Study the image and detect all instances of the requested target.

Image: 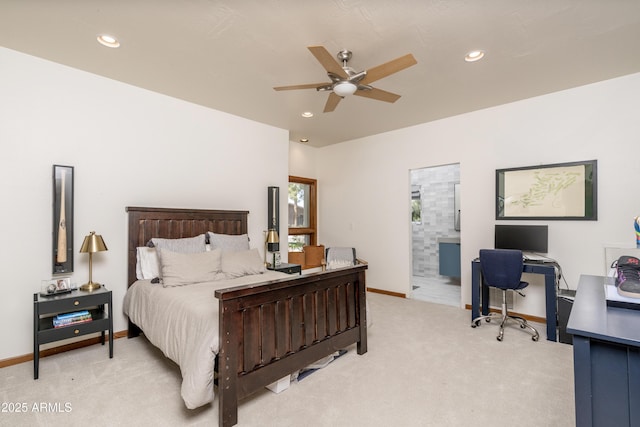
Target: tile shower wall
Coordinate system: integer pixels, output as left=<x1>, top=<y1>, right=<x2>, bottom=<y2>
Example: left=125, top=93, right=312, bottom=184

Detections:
left=411, top=164, right=460, bottom=277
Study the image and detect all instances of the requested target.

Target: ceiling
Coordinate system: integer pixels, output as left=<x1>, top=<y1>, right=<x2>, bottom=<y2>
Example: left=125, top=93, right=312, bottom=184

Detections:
left=1, top=1, right=639, bottom=147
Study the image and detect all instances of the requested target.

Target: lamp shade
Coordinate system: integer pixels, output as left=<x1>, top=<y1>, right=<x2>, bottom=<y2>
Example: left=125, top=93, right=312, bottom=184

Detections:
left=79, top=231, right=108, bottom=253
left=266, top=229, right=279, bottom=253
left=266, top=229, right=279, bottom=244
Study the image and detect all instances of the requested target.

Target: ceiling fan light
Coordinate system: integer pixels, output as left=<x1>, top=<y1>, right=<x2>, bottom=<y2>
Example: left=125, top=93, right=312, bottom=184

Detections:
left=333, top=81, right=357, bottom=97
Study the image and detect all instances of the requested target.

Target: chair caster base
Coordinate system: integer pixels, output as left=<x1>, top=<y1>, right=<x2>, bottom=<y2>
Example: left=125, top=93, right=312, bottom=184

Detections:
left=471, top=316, right=494, bottom=328
left=472, top=313, right=540, bottom=342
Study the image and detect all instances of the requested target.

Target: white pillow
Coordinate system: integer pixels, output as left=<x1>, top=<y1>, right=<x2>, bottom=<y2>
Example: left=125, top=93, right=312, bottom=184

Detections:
left=136, top=247, right=161, bottom=280
left=221, top=248, right=265, bottom=279
left=151, top=234, right=207, bottom=253
left=207, top=232, right=250, bottom=252
left=159, top=248, right=223, bottom=287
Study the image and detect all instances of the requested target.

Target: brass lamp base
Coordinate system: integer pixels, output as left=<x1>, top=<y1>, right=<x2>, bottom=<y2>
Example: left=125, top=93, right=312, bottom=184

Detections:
left=80, top=281, right=101, bottom=292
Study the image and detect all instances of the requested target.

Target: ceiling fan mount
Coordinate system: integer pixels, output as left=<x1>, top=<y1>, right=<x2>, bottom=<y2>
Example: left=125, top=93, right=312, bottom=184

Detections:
left=336, top=49, right=352, bottom=65
left=274, top=46, right=417, bottom=112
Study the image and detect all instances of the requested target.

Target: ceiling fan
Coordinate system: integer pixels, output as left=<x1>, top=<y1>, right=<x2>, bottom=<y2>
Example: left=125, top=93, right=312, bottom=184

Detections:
left=273, top=46, right=417, bottom=113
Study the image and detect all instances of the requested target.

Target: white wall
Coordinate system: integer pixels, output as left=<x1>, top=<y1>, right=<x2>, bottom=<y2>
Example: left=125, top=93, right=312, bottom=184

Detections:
left=0, top=47, right=289, bottom=361
left=309, top=72, right=640, bottom=316
left=289, top=142, right=318, bottom=178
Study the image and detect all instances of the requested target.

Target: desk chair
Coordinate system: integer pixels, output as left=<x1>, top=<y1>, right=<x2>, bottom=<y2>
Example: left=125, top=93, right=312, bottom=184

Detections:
left=471, top=249, right=539, bottom=342
left=325, top=247, right=357, bottom=269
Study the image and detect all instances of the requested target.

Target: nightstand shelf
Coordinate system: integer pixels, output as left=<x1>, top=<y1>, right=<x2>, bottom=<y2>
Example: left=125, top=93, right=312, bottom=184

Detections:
left=33, top=286, right=113, bottom=379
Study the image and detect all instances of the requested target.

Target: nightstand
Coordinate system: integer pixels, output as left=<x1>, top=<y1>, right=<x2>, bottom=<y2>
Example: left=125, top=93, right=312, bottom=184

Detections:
left=33, top=286, right=113, bottom=379
left=268, top=263, right=302, bottom=275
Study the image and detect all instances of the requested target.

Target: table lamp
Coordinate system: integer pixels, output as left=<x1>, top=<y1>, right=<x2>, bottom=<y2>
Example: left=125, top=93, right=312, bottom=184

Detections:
left=79, top=231, right=108, bottom=291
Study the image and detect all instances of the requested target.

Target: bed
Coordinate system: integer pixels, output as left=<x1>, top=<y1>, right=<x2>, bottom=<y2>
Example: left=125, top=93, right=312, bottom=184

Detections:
left=123, top=206, right=368, bottom=427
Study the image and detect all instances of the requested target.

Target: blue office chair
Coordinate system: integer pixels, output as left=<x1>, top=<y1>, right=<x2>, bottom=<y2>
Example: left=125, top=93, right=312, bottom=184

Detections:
left=471, top=249, right=539, bottom=342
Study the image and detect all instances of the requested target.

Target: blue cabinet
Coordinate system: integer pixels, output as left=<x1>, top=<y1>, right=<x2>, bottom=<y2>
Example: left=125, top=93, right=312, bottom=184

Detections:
left=568, top=275, right=640, bottom=426
left=439, top=241, right=461, bottom=277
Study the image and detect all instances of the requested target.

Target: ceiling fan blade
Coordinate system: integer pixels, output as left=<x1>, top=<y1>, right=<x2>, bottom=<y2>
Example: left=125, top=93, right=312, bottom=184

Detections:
left=360, top=53, right=417, bottom=85
left=324, top=92, right=342, bottom=112
left=308, top=46, right=349, bottom=80
left=354, top=87, right=401, bottom=103
left=273, top=82, right=330, bottom=91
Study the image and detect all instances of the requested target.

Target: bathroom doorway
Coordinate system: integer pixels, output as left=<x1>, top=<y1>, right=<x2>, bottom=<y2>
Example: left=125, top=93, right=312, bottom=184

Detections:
left=410, top=163, right=461, bottom=307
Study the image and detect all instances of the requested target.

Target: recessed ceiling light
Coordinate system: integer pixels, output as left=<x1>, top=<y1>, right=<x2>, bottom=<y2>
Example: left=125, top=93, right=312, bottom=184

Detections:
left=299, top=138, right=309, bottom=143
left=97, top=34, right=120, bottom=48
left=465, top=50, right=485, bottom=62
left=301, top=112, right=313, bottom=118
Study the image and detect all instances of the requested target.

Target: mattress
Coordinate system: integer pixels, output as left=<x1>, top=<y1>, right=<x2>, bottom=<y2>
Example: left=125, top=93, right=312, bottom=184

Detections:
left=123, top=271, right=289, bottom=409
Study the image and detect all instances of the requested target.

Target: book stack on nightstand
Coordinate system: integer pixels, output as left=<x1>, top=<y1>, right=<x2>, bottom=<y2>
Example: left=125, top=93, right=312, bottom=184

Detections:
left=52, top=310, right=93, bottom=328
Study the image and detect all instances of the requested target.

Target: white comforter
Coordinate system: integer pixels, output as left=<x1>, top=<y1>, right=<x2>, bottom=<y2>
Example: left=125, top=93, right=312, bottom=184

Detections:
left=122, top=271, right=289, bottom=409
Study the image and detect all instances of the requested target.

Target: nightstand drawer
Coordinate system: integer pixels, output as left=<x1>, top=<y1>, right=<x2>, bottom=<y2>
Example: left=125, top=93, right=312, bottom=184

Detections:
left=37, top=290, right=109, bottom=315
left=279, top=265, right=301, bottom=274
left=38, top=316, right=110, bottom=344
left=268, top=263, right=302, bottom=275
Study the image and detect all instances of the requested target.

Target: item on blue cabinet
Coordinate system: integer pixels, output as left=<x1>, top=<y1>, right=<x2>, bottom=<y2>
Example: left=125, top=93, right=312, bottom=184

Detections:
left=614, top=255, right=640, bottom=298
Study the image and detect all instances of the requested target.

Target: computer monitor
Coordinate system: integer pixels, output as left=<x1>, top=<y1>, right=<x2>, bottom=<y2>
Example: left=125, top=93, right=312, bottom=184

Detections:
left=494, top=225, right=548, bottom=253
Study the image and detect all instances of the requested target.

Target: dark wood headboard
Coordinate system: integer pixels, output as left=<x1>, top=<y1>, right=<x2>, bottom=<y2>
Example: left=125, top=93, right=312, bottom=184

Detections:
left=126, top=206, right=249, bottom=288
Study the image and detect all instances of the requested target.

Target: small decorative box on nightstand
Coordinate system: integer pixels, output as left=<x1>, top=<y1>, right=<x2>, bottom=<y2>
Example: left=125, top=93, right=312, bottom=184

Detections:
left=268, top=263, right=302, bottom=275
left=33, top=286, right=113, bottom=379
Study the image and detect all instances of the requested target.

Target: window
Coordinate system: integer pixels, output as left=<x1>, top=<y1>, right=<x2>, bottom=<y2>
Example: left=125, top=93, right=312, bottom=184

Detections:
left=288, top=176, right=317, bottom=251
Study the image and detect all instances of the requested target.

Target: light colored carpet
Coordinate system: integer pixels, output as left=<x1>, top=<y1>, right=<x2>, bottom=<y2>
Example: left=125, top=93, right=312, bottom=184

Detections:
left=0, top=292, right=575, bottom=426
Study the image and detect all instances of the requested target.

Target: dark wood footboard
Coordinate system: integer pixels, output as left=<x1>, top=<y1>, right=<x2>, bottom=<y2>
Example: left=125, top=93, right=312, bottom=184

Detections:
left=215, top=264, right=368, bottom=427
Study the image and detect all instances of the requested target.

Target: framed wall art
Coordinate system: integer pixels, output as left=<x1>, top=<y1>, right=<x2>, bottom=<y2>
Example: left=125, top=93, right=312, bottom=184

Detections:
left=53, top=165, right=74, bottom=273
left=496, top=160, right=597, bottom=220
